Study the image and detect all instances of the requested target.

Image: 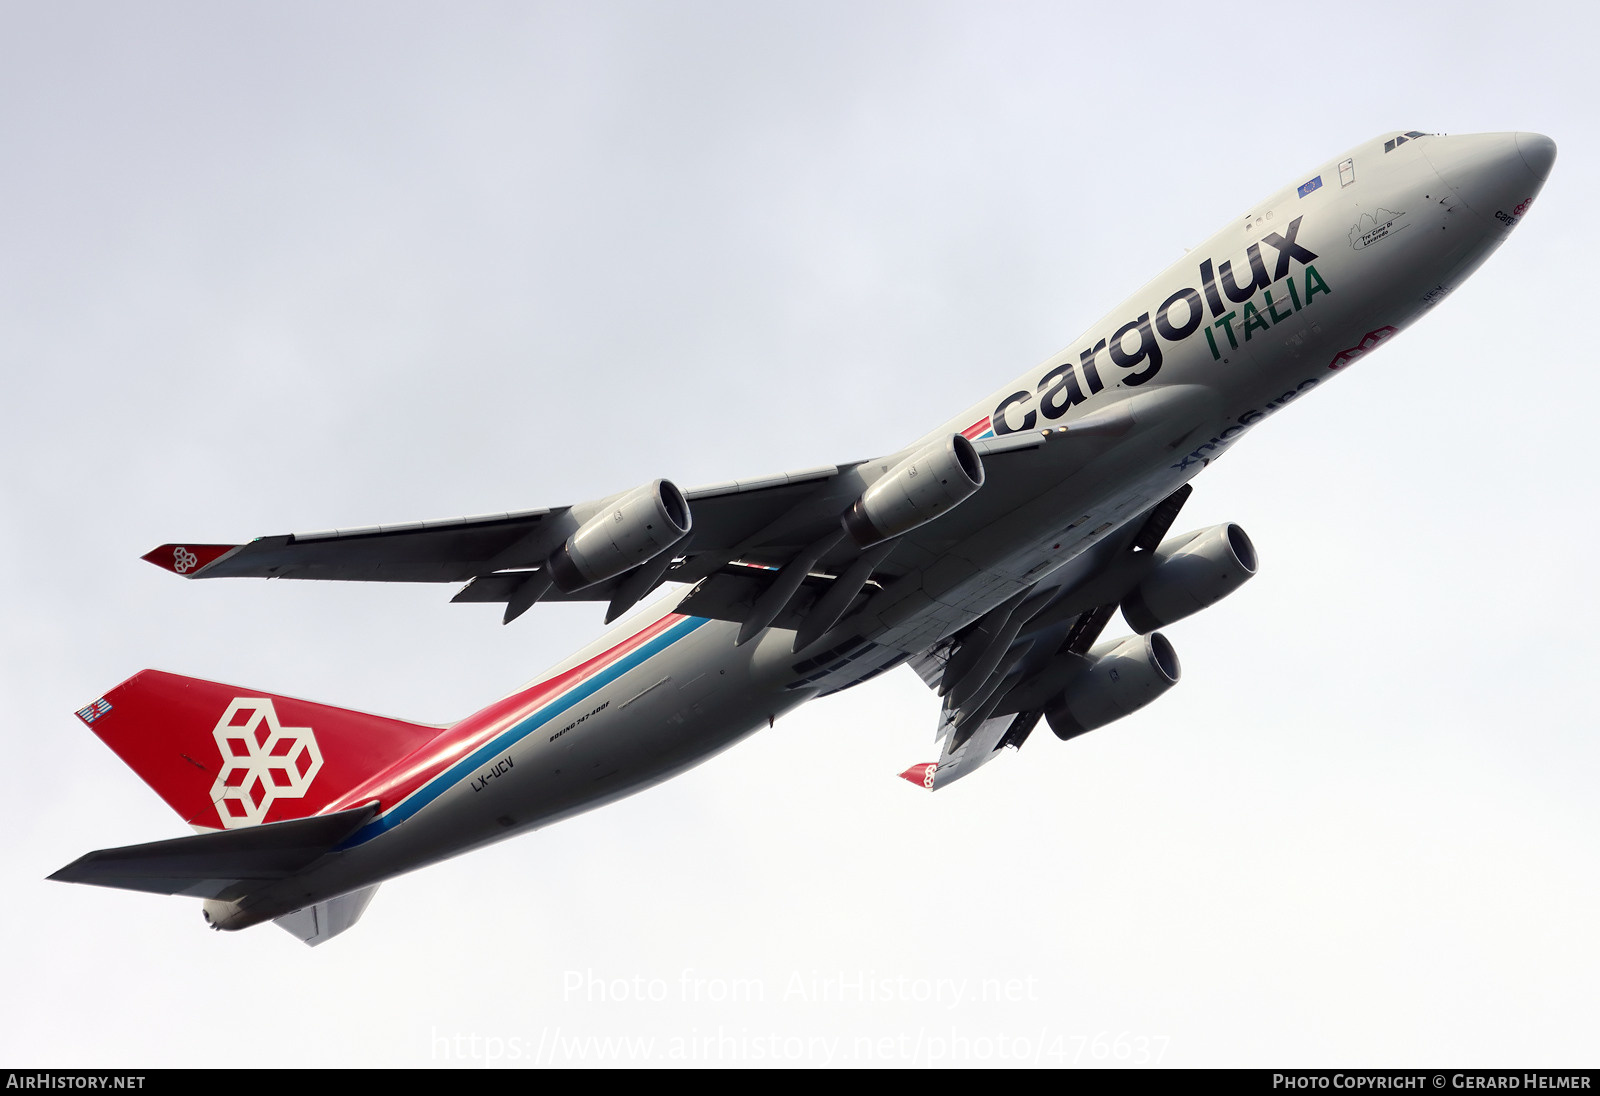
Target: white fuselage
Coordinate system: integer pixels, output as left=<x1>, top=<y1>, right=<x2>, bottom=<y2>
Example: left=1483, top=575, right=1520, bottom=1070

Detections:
left=210, top=131, right=1551, bottom=930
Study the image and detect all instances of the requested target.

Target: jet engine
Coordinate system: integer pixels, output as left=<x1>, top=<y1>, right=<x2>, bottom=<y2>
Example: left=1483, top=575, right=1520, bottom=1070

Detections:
left=842, top=433, right=985, bottom=547
left=1045, top=632, right=1180, bottom=741
left=1120, top=523, right=1257, bottom=634
left=545, top=479, right=692, bottom=591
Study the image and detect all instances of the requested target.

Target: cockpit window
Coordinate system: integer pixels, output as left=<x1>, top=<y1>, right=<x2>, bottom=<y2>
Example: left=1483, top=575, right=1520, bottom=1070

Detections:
left=1385, top=131, right=1433, bottom=152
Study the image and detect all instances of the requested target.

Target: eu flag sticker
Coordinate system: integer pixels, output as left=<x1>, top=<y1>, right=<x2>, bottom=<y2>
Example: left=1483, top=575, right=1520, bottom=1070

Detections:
left=1297, top=175, right=1323, bottom=198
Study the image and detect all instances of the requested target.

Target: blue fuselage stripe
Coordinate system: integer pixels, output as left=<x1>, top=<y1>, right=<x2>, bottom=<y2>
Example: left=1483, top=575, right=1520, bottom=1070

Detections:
left=339, top=615, right=712, bottom=848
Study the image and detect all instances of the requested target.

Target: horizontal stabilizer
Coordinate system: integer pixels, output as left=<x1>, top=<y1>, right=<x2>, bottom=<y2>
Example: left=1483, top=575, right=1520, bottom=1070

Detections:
left=274, top=884, right=380, bottom=947
left=48, top=803, right=377, bottom=901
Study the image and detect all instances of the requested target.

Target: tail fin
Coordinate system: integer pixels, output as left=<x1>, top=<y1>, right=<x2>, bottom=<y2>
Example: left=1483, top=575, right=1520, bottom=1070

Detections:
left=77, top=669, right=441, bottom=830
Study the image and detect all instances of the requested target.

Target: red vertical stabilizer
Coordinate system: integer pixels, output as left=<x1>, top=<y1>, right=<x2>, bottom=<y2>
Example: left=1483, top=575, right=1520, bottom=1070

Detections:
left=77, top=670, right=442, bottom=830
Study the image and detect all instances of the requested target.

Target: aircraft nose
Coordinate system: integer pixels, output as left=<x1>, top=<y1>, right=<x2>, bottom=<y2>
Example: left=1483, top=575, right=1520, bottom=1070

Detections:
left=1422, top=132, right=1555, bottom=219
left=1515, top=131, right=1557, bottom=181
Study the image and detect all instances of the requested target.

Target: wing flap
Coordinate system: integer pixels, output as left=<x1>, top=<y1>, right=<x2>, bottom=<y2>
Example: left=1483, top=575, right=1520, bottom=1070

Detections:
left=673, top=566, right=827, bottom=629
left=900, top=484, right=1196, bottom=788
left=449, top=572, right=532, bottom=603
left=930, top=712, right=1022, bottom=788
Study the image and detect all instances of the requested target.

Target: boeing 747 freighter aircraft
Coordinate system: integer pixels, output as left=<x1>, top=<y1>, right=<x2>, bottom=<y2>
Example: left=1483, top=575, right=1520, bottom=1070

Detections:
left=53, top=130, right=1556, bottom=944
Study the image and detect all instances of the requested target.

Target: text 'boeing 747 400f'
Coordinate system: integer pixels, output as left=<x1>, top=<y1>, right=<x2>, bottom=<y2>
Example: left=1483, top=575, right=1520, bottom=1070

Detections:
left=51, top=130, right=1555, bottom=945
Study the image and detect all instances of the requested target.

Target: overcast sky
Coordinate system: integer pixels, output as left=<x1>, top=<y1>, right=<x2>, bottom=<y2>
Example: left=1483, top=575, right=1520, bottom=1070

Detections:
left=3, top=0, right=1596, bottom=1068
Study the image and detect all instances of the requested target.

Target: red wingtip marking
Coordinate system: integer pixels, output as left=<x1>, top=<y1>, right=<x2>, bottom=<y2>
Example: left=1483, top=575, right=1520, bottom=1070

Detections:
left=898, top=762, right=937, bottom=790
left=141, top=544, right=238, bottom=576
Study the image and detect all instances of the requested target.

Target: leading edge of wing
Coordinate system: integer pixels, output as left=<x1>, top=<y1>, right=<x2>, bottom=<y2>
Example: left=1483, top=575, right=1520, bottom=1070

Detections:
left=139, top=465, right=851, bottom=585
left=138, top=400, right=1173, bottom=593
left=142, top=505, right=561, bottom=583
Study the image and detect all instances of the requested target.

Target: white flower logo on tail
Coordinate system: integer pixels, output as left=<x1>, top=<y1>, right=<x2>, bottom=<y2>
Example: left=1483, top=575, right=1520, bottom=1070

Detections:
left=209, top=698, right=323, bottom=828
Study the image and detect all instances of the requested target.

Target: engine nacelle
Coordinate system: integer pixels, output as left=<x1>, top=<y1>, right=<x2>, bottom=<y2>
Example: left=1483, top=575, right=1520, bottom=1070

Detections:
left=1120, top=523, right=1257, bottom=634
left=842, top=433, right=985, bottom=547
left=546, top=479, right=692, bottom=592
left=1045, top=632, right=1180, bottom=741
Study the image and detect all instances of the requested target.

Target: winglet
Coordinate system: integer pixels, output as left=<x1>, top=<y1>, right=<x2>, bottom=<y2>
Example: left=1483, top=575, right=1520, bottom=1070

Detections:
left=898, top=762, right=937, bottom=790
left=140, top=544, right=240, bottom=577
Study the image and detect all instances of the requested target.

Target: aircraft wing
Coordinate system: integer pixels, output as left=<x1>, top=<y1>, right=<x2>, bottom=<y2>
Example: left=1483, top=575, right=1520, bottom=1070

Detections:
left=141, top=425, right=1127, bottom=624
left=903, top=486, right=1193, bottom=789
left=143, top=465, right=846, bottom=586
